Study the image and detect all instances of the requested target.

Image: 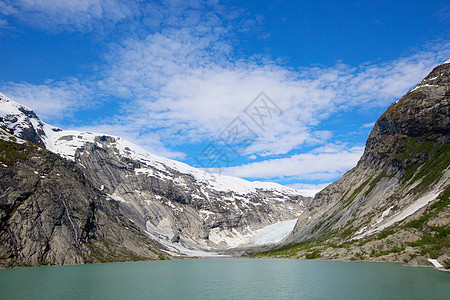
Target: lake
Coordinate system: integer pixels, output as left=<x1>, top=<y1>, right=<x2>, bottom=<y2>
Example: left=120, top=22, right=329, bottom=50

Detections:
left=0, top=259, right=449, bottom=299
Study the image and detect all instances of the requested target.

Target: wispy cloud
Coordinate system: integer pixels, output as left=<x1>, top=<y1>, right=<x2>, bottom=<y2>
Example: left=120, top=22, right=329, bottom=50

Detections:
left=97, top=30, right=450, bottom=157
left=0, top=0, right=233, bottom=34
left=0, top=0, right=135, bottom=33
left=286, top=183, right=331, bottom=198
left=221, top=145, right=364, bottom=181
left=0, top=78, right=92, bottom=120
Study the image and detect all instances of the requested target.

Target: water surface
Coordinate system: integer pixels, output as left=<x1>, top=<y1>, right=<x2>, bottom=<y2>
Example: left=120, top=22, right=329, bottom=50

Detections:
left=0, top=259, right=449, bottom=299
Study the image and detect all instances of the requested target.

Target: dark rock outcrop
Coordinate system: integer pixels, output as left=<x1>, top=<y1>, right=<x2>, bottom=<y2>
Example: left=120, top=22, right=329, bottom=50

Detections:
left=0, top=139, right=165, bottom=267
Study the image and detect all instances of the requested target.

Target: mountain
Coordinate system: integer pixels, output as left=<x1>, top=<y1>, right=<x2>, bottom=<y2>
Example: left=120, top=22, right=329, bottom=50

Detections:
left=253, top=61, right=449, bottom=269
left=0, top=93, right=307, bottom=266
left=0, top=133, right=167, bottom=267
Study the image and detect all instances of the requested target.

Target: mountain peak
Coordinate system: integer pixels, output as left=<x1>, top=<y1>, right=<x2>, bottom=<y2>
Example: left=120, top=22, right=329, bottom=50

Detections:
left=0, top=93, right=47, bottom=147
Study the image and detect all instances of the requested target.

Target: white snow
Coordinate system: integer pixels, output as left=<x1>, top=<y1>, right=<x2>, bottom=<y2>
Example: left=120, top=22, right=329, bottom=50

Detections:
left=143, top=227, right=226, bottom=258
left=208, top=218, right=299, bottom=248
left=42, top=122, right=302, bottom=198
left=410, top=84, right=439, bottom=92
left=355, top=190, right=441, bottom=239
left=249, top=219, right=298, bottom=245
left=146, top=220, right=175, bottom=240
left=428, top=258, right=444, bottom=268
left=355, top=226, right=367, bottom=235
left=0, top=93, right=32, bottom=116
left=443, top=59, right=450, bottom=64
left=107, top=194, right=128, bottom=203
left=208, top=227, right=253, bottom=248
left=375, top=205, right=394, bottom=225
left=2, top=94, right=304, bottom=200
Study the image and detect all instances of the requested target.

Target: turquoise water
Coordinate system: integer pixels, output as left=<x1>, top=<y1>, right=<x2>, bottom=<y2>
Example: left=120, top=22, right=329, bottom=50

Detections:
left=0, top=259, right=449, bottom=299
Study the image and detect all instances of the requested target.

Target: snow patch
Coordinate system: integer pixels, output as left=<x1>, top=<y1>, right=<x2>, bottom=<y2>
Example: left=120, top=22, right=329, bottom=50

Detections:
left=250, top=219, right=298, bottom=245
left=107, top=194, right=128, bottom=203
left=410, top=84, right=439, bottom=92
left=355, top=190, right=440, bottom=239
left=428, top=258, right=444, bottom=268
left=375, top=205, right=394, bottom=225
left=208, top=218, right=299, bottom=248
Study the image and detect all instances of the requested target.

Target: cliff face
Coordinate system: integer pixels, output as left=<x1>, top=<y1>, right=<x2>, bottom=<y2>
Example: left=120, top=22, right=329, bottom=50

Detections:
left=0, top=137, right=165, bottom=268
left=260, top=61, right=449, bottom=268
left=71, top=137, right=305, bottom=253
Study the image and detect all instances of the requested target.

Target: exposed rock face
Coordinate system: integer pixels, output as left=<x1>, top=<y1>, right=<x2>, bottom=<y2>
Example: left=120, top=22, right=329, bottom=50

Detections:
left=275, top=61, right=449, bottom=268
left=0, top=138, right=164, bottom=268
left=0, top=92, right=307, bottom=262
left=70, top=136, right=305, bottom=253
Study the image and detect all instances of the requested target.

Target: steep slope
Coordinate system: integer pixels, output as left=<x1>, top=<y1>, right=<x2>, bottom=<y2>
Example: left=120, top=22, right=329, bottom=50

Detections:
left=0, top=134, right=167, bottom=268
left=0, top=93, right=307, bottom=257
left=254, top=61, right=449, bottom=268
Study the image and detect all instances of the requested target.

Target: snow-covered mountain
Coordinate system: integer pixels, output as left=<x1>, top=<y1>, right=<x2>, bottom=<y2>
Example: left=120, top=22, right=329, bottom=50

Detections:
left=0, top=93, right=307, bottom=257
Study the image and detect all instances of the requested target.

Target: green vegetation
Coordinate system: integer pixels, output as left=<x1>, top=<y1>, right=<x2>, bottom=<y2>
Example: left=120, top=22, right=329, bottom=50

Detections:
left=340, top=174, right=374, bottom=208
left=87, top=242, right=151, bottom=263
left=249, top=239, right=318, bottom=258
left=376, top=228, right=396, bottom=240
left=305, top=250, right=321, bottom=259
left=370, top=244, right=405, bottom=258
left=158, top=254, right=168, bottom=260
left=339, top=227, right=355, bottom=239
left=407, top=226, right=450, bottom=259
left=443, top=259, right=450, bottom=269
left=403, top=191, right=449, bottom=230
left=364, top=172, right=386, bottom=197
left=400, top=140, right=450, bottom=195
left=0, top=139, right=37, bottom=165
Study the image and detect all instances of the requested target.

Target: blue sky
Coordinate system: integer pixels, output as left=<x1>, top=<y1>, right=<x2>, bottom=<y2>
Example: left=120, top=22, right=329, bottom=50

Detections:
left=0, top=0, right=449, bottom=195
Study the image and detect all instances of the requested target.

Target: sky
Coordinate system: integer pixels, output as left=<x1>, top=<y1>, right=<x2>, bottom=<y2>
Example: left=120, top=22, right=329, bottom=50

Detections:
left=0, top=0, right=449, bottom=196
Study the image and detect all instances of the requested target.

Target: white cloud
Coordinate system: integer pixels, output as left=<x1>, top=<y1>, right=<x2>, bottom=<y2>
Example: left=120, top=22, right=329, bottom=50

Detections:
left=0, top=0, right=230, bottom=34
left=362, top=122, right=376, bottom=129
left=97, top=29, right=450, bottom=156
left=0, top=79, right=92, bottom=120
left=0, top=0, right=139, bottom=33
left=220, top=146, right=364, bottom=181
left=287, top=183, right=331, bottom=198
left=4, top=32, right=445, bottom=164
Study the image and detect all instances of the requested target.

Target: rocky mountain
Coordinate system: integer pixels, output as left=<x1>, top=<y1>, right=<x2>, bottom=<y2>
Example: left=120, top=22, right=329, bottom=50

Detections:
left=253, top=61, right=449, bottom=269
left=0, top=132, right=166, bottom=267
left=0, top=93, right=307, bottom=266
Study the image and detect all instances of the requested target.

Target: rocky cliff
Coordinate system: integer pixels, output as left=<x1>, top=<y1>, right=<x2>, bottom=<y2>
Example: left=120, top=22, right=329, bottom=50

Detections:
left=253, top=61, right=449, bottom=269
left=0, top=133, right=166, bottom=267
